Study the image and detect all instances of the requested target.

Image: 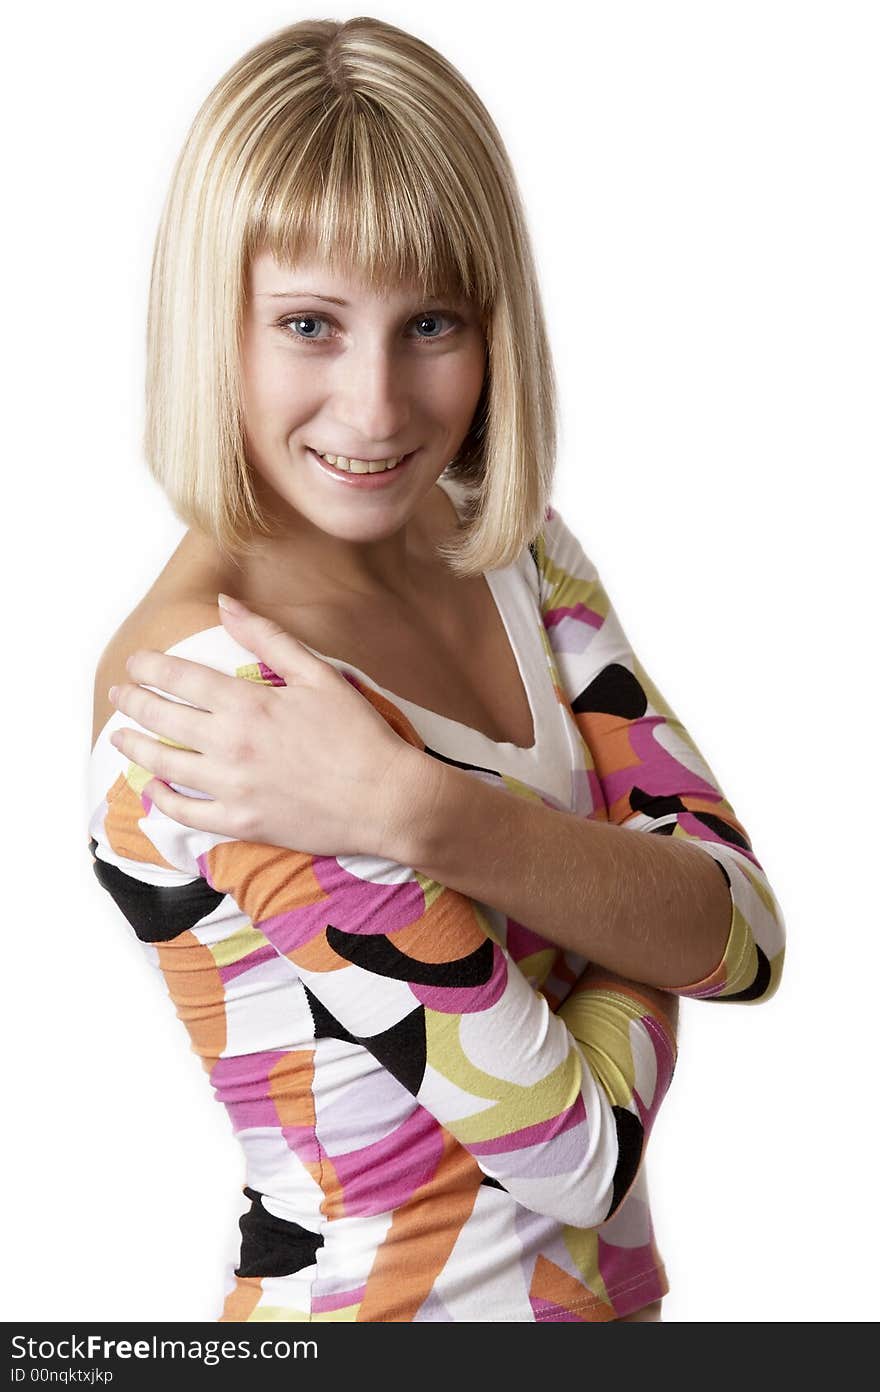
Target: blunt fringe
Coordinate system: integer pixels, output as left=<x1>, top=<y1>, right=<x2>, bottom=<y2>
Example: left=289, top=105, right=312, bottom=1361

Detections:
left=145, top=15, right=558, bottom=575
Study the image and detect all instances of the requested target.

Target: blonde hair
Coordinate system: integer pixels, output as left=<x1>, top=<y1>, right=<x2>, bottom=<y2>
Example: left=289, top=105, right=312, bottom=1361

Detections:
left=145, top=15, right=557, bottom=576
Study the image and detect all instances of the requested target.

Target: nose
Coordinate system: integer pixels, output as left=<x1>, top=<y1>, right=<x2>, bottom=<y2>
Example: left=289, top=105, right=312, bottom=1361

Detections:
left=332, top=337, right=412, bottom=450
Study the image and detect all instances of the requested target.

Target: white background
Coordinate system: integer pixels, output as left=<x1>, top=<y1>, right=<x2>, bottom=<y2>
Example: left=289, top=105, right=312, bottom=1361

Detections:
left=5, top=0, right=878, bottom=1322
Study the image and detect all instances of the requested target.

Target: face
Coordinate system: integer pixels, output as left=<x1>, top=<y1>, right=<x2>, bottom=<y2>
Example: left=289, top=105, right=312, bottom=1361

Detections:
left=239, top=247, right=487, bottom=544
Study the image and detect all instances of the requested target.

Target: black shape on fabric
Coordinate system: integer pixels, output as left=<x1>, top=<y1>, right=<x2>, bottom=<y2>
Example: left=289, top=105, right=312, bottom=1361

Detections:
left=629, top=791, right=753, bottom=855
left=302, top=984, right=428, bottom=1096
left=689, top=810, right=753, bottom=854
left=302, top=985, right=362, bottom=1046
left=422, top=743, right=507, bottom=778
left=365, top=1007, right=429, bottom=1094
left=605, top=1108, right=645, bottom=1221
left=711, top=942, right=772, bottom=1002
left=235, top=1186, right=324, bottom=1279
left=571, top=664, right=647, bottom=720
left=90, top=840, right=225, bottom=941
left=325, top=924, right=496, bottom=988
left=629, top=788, right=688, bottom=821
left=480, top=1175, right=508, bottom=1191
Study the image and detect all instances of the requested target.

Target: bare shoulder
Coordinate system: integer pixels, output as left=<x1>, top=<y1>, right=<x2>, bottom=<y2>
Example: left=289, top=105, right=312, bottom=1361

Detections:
left=91, top=535, right=227, bottom=750
left=91, top=596, right=221, bottom=751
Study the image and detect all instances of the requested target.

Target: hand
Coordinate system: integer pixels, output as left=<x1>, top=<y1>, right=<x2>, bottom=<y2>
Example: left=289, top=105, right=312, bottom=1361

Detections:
left=107, top=594, right=430, bottom=860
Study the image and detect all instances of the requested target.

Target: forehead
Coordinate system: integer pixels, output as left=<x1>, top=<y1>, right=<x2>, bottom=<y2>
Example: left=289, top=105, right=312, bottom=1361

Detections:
left=248, top=247, right=467, bottom=306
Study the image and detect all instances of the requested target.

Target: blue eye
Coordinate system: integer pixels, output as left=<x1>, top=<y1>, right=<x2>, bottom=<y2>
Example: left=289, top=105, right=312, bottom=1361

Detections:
left=412, top=313, right=449, bottom=339
left=278, top=311, right=460, bottom=346
left=283, top=315, right=327, bottom=342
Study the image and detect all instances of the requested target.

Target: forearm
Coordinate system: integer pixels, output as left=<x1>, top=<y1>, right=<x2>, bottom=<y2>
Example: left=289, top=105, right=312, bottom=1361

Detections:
left=392, top=751, right=732, bottom=991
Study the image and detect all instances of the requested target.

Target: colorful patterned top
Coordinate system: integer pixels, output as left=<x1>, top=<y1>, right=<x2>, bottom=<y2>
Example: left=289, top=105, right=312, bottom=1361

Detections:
left=87, top=474, right=786, bottom=1322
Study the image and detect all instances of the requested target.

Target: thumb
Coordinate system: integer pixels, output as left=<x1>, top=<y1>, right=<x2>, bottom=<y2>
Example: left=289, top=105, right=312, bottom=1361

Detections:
left=217, top=593, right=321, bottom=684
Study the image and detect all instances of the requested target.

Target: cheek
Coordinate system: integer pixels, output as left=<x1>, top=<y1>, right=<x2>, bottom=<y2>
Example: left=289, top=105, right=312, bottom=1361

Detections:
left=455, top=341, right=488, bottom=420
left=242, top=349, right=303, bottom=435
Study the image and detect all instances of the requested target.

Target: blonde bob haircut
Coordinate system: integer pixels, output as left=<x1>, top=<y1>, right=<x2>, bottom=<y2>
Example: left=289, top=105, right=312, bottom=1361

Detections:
left=146, top=15, right=558, bottom=577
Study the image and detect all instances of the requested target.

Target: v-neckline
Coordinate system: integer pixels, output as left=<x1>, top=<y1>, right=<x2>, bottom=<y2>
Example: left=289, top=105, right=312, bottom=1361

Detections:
left=296, top=473, right=544, bottom=760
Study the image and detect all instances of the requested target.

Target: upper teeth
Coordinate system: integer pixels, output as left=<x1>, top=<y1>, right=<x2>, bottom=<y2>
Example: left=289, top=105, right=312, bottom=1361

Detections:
left=317, top=451, right=404, bottom=474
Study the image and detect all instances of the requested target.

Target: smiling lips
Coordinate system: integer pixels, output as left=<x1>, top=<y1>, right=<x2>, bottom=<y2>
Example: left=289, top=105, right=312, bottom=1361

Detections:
left=313, top=449, right=408, bottom=474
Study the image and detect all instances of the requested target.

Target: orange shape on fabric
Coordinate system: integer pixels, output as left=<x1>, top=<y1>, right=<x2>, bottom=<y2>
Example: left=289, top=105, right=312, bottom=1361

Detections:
left=103, top=774, right=179, bottom=872
left=386, top=889, right=486, bottom=965
left=530, top=1254, right=616, bottom=1322
left=205, top=841, right=327, bottom=923
left=676, top=796, right=750, bottom=845
left=156, top=930, right=227, bottom=1070
left=268, top=1050, right=318, bottom=1131
left=351, top=681, right=426, bottom=750
left=283, top=930, right=353, bottom=974
left=266, top=1054, right=346, bottom=1218
left=357, top=1133, right=484, bottom=1321
left=219, top=1275, right=264, bottom=1322
left=572, top=710, right=637, bottom=773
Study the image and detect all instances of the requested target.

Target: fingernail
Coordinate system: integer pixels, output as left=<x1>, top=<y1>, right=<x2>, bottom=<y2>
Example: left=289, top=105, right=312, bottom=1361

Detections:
left=218, top=593, right=247, bottom=616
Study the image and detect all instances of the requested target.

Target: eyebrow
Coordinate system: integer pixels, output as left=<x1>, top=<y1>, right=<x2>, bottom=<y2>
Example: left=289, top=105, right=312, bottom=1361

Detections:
left=257, top=288, right=467, bottom=305
left=258, top=291, right=349, bottom=303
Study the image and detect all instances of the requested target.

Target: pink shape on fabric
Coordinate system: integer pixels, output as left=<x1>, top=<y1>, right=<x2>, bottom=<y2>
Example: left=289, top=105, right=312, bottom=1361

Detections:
left=506, top=918, right=555, bottom=963
left=280, top=1123, right=321, bottom=1166
left=467, top=1092, right=587, bottom=1156
left=311, top=1284, right=367, bottom=1314
left=256, top=662, right=285, bottom=687
left=309, top=856, right=427, bottom=935
left=529, top=1296, right=586, bottom=1322
left=597, top=1238, right=666, bottom=1309
left=218, top=942, right=278, bottom=984
left=323, top=1105, right=444, bottom=1217
left=408, top=944, right=508, bottom=1014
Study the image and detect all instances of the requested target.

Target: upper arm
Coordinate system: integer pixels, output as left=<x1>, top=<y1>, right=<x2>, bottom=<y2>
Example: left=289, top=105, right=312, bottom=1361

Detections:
left=534, top=503, right=786, bottom=1004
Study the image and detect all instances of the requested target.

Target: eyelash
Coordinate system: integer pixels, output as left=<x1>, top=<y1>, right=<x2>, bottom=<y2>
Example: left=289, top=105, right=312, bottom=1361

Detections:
left=276, top=310, right=462, bottom=347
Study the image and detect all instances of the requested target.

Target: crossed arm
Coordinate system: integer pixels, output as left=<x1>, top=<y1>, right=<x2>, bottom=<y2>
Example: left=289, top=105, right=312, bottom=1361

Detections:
left=90, top=652, right=678, bottom=1230
left=395, top=758, right=738, bottom=994
left=102, top=506, right=785, bottom=1006
left=399, top=506, right=786, bottom=1003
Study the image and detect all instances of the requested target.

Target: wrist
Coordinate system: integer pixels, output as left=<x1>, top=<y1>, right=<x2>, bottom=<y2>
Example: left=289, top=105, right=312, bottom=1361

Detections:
left=371, top=744, right=448, bottom=865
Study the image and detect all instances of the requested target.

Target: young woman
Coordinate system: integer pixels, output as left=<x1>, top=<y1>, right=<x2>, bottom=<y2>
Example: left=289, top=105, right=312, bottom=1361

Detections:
left=88, top=16, right=786, bottom=1323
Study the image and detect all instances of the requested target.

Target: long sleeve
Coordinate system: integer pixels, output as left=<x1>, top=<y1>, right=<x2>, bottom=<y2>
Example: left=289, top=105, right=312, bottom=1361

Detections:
left=531, top=504, right=786, bottom=1004
left=89, top=626, right=677, bottom=1232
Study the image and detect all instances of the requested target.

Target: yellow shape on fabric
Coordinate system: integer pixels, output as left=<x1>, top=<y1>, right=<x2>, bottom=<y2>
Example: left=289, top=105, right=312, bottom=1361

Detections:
left=124, top=734, right=197, bottom=796
left=539, top=552, right=605, bottom=617
left=210, top=921, right=270, bottom=967
left=424, top=1010, right=584, bottom=1143
left=630, top=652, right=684, bottom=726
left=557, top=990, right=639, bottom=1108
left=715, top=905, right=758, bottom=996
left=236, top=662, right=276, bottom=686
left=247, top=1306, right=311, bottom=1322
left=562, top=1224, right=610, bottom=1305
left=499, top=773, right=545, bottom=803
left=125, top=762, right=155, bottom=796
left=516, top=948, right=557, bottom=986
left=413, top=872, right=446, bottom=911
left=746, top=859, right=784, bottom=920
left=248, top=1301, right=361, bottom=1322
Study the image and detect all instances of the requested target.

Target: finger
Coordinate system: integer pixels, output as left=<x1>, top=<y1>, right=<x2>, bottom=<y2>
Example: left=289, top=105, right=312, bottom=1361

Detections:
left=217, top=593, right=332, bottom=686
left=144, top=777, right=234, bottom=838
left=110, top=726, right=210, bottom=793
left=111, top=680, right=211, bottom=750
left=124, top=649, right=235, bottom=712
